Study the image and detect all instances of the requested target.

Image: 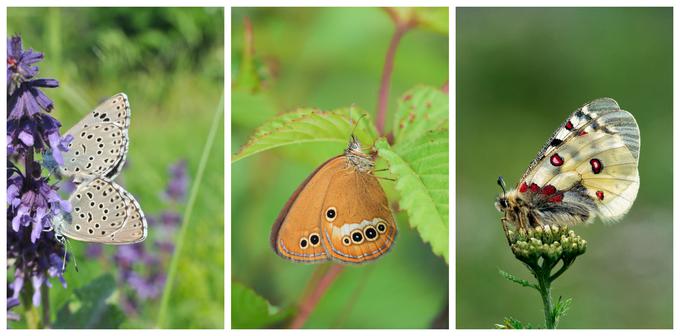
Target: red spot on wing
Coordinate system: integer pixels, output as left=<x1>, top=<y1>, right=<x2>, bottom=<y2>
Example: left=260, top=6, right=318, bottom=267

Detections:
left=519, top=182, right=528, bottom=192
left=541, top=185, right=557, bottom=195
left=590, top=158, right=603, bottom=174
left=565, top=120, right=574, bottom=130
left=550, top=154, right=564, bottom=166
left=596, top=190, right=604, bottom=200
left=547, top=194, right=564, bottom=203
left=578, top=130, right=588, bottom=136
left=529, top=183, right=540, bottom=193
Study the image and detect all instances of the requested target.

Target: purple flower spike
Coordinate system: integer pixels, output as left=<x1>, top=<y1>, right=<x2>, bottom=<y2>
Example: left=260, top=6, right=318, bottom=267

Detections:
left=7, top=36, right=69, bottom=312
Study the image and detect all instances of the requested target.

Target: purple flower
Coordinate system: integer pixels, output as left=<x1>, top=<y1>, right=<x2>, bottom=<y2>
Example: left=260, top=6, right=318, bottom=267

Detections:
left=8, top=163, right=71, bottom=243
left=7, top=35, right=66, bottom=162
left=164, top=160, right=188, bottom=202
left=7, top=36, right=69, bottom=314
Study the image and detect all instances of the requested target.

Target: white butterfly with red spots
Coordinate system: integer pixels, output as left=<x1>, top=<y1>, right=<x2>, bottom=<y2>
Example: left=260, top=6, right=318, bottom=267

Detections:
left=496, top=98, right=640, bottom=228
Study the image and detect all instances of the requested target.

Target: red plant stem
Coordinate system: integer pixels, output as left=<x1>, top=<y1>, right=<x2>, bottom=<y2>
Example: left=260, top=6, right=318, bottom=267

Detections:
left=376, top=23, right=411, bottom=135
left=289, top=264, right=344, bottom=328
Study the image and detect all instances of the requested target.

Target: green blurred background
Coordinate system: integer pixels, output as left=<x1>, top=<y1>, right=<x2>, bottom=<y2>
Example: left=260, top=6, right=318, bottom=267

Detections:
left=232, top=8, right=448, bottom=328
left=8, top=7, right=224, bottom=328
left=456, top=8, right=672, bottom=328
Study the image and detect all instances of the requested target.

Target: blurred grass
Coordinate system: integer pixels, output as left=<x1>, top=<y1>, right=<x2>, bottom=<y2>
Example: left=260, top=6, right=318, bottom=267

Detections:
left=231, top=8, right=448, bottom=328
left=8, top=7, right=224, bottom=328
left=456, top=8, right=672, bottom=328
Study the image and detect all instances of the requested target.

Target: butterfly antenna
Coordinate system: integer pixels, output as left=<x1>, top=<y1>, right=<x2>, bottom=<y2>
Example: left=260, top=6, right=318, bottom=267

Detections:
left=349, top=108, right=368, bottom=136
left=497, top=176, right=507, bottom=197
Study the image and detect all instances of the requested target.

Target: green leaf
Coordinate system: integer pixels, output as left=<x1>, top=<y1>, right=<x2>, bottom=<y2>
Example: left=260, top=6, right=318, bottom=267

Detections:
left=495, top=317, right=534, bottom=329
left=393, top=85, right=448, bottom=145
left=376, top=130, right=449, bottom=262
left=232, top=282, right=293, bottom=329
left=232, top=107, right=378, bottom=162
left=53, top=274, right=125, bottom=329
left=413, top=8, right=449, bottom=35
left=553, top=296, right=573, bottom=327
left=498, top=269, right=539, bottom=290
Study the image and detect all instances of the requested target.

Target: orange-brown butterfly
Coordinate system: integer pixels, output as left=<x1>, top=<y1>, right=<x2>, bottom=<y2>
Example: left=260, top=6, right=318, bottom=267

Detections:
left=270, top=135, right=397, bottom=263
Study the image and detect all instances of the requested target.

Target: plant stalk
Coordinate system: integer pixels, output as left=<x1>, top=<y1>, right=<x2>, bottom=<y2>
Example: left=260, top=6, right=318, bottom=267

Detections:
left=289, top=264, right=344, bottom=328
left=536, top=262, right=556, bottom=329
left=376, top=22, right=411, bottom=135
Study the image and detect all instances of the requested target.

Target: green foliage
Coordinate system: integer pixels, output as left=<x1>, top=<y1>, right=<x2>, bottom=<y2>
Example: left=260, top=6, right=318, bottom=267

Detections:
left=393, top=86, right=449, bottom=144
left=495, top=317, right=534, bottom=329
left=553, top=296, right=573, bottom=327
left=498, top=269, right=537, bottom=290
left=232, top=282, right=293, bottom=329
left=232, top=107, right=378, bottom=163
left=376, top=130, right=449, bottom=262
left=412, top=8, right=449, bottom=35
left=54, top=274, right=124, bottom=329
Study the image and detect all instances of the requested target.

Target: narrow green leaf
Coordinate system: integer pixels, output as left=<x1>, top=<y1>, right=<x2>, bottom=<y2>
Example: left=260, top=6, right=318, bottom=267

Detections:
left=376, top=130, right=449, bottom=262
left=498, top=269, right=539, bottom=290
left=232, top=282, right=293, bottom=329
left=53, top=274, right=124, bottom=329
left=232, top=107, right=378, bottom=163
left=393, top=85, right=448, bottom=144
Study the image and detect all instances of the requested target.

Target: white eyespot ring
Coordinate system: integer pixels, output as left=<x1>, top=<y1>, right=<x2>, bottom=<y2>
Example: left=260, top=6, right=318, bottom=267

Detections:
left=376, top=220, right=388, bottom=234
left=309, top=233, right=321, bottom=247
left=299, top=237, right=309, bottom=250
left=325, top=207, right=337, bottom=222
left=350, top=229, right=364, bottom=244
left=364, top=225, right=378, bottom=241
left=341, top=236, right=351, bottom=246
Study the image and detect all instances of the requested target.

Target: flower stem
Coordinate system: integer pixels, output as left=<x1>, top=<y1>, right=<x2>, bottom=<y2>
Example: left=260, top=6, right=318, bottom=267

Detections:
left=537, top=268, right=556, bottom=329
left=289, top=264, right=344, bottom=328
left=41, top=284, right=51, bottom=328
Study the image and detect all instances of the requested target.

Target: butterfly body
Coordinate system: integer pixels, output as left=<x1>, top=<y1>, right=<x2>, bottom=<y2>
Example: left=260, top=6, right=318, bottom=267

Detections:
left=496, top=98, right=640, bottom=229
left=52, top=93, right=147, bottom=244
left=271, top=136, right=397, bottom=264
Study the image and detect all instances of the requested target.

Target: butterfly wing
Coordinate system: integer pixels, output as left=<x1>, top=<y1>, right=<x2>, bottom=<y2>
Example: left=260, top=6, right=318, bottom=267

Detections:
left=58, top=178, right=146, bottom=244
left=320, top=162, right=397, bottom=263
left=269, top=157, right=342, bottom=263
left=520, top=98, right=640, bottom=223
left=105, top=188, right=147, bottom=244
left=60, top=93, right=130, bottom=183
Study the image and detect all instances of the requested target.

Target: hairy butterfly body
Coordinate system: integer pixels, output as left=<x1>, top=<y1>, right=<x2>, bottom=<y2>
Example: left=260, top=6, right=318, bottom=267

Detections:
left=496, top=98, right=640, bottom=228
left=52, top=93, right=147, bottom=244
left=271, top=136, right=397, bottom=263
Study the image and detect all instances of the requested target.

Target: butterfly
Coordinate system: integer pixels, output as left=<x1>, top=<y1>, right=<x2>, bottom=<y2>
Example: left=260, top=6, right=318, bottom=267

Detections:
left=495, top=98, right=640, bottom=229
left=50, top=93, right=147, bottom=244
left=270, top=135, right=397, bottom=263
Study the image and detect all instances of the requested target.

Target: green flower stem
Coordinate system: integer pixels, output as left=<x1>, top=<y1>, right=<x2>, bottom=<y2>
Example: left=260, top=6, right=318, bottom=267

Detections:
left=534, top=260, right=556, bottom=329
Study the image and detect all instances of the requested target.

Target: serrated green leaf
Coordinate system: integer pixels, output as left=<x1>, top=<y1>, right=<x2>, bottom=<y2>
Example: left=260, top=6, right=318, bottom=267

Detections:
left=53, top=274, right=124, bottom=329
left=232, top=282, right=293, bottom=329
left=498, top=269, right=539, bottom=290
left=376, top=130, right=449, bottom=262
left=393, top=85, right=448, bottom=144
left=232, top=107, right=378, bottom=162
